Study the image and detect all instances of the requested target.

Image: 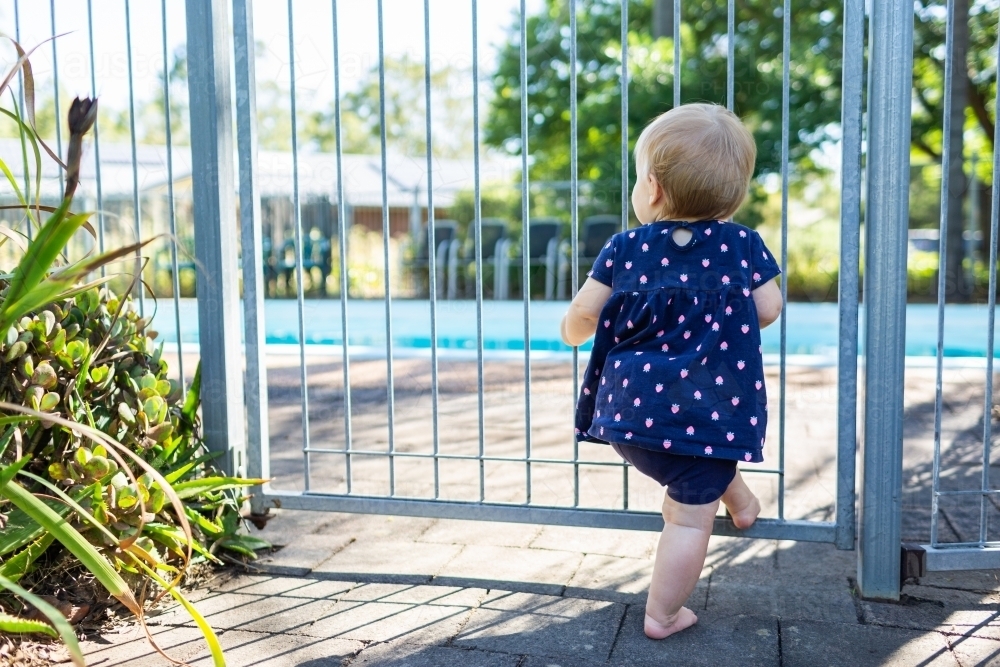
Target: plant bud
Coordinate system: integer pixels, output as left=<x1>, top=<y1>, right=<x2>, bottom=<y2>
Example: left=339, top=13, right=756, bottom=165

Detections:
left=68, top=97, right=98, bottom=136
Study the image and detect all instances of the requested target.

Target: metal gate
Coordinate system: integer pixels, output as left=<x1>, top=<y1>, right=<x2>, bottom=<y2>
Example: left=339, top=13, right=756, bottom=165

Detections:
left=17, top=0, right=960, bottom=603
left=199, top=0, right=865, bottom=550
left=916, top=0, right=1000, bottom=574
left=174, top=0, right=935, bottom=600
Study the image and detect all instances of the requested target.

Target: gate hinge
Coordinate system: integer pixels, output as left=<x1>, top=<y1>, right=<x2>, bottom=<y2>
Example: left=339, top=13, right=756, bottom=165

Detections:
left=900, top=543, right=926, bottom=586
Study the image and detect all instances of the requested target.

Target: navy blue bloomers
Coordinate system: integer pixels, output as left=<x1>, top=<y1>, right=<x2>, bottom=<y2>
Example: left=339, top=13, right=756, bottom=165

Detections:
left=575, top=219, right=781, bottom=463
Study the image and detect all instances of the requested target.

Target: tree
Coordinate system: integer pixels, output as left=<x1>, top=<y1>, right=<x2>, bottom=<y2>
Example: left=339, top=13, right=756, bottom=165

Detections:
left=484, top=0, right=846, bottom=225
left=911, top=0, right=999, bottom=302
left=305, top=54, right=475, bottom=158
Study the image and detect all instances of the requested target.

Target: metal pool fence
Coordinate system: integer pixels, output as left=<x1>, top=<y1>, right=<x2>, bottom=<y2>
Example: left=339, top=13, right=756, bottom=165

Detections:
left=920, top=0, right=1000, bottom=574
left=15, top=0, right=996, bottom=600
left=228, top=0, right=864, bottom=583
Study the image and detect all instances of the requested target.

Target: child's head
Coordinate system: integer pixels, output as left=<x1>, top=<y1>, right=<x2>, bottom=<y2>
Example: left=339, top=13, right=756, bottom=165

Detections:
left=632, top=103, right=756, bottom=222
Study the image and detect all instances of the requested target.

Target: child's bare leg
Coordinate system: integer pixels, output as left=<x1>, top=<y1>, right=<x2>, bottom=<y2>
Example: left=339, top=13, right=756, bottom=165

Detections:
left=721, top=469, right=760, bottom=530
left=645, top=494, right=719, bottom=640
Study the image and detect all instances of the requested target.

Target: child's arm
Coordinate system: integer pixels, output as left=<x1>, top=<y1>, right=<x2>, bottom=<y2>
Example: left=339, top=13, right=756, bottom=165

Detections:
left=752, top=278, right=783, bottom=329
left=561, top=278, right=613, bottom=346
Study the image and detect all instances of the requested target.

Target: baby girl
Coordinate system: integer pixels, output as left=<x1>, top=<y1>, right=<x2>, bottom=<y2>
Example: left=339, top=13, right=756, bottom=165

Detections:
left=561, top=103, right=783, bottom=639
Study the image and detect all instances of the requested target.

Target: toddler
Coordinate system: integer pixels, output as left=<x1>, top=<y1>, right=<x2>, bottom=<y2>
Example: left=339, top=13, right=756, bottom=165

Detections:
left=560, top=103, right=783, bottom=639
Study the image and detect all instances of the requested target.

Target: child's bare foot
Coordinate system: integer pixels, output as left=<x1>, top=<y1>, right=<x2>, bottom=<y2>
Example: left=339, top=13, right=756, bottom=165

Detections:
left=729, top=495, right=760, bottom=530
left=721, top=471, right=760, bottom=530
left=644, top=607, right=698, bottom=639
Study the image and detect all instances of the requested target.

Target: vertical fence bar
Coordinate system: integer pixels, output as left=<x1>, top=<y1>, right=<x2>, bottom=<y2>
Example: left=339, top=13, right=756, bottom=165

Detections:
left=520, top=0, right=533, bottom=503
left=570, top=0, right=581, bottom=507
left=726, top=0, right=734, bottom=111
left=835, top=0, right=864, bottom=551
left=673, top=0, right=680, bottom=108
left=162, top=0, right=185, bottom=390
left=234, top=0, right=271, bottom=512
left=858, top=0, right=913, bottom=601
left=14, top=0, right=29, bottom=242
left=185, top=0, right=248, bottom=478
left=124, top=0, right=145, bottom=315
left=377, top=0, right=398, bottom=495
left=777, top=0, right=790, bottom=521
left=48, top=0, right=63, bottom=193
left=423, top=0, right=442, bottom=499
left=620, top=0, right=630, bottom=509
left=86, top=0, right=105, bottom=264
left=980, top=18, right=1000, bottom=547
left=286, top=0, right=312, bottom=491
left=931, top=0, right=957, bottom=548
left=472, top=0, right=487, bottom=503
left=331, top=0, right=354, bottom=493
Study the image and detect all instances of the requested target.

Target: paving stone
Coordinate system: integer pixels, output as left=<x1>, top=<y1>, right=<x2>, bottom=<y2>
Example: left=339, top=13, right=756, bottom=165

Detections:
left=338, top=582, right=487, bottom=607
left=434, top=544, right=584, bottom=595
left=519, top=656, right=609, bottom=667
left=529, top=525, right=658, bottom=558
left=304, top=598, right=473, bottom=644
left=161, top=591, right=336, bottom=634
left=773, top=539, right=856, bottom=589
left=245, top=508, right=330, bottom=546
left=247, top=533, right=356, bottom=575
left=947, top=634, right=1000, bottom=666
left=861, top=586, right=1000, bottom=638
left=608, top=604, right=779, bottom=666
left=350, top=641, right=521, bottom=666
left=706, top=582, right=858, bottom=624
left=417, top=518, right=544, bottom=547
left=312, top=539, right=464, bottom=583
left=82, top=625, right=363, bottom=667
left=563, top=553, right=654, bottom=603
left=207, top=574, right=357, bottom=599
left=703, top=537, right=779, bottom=586
left=309, top=513, right=439, bottom=541
left=919, top=570, right=1000, bottom=594
left=454, top=592, right=624, bottom=661
left=81, top=624, right=210, bottom=666
left=781, top=619, right=959, bottom=667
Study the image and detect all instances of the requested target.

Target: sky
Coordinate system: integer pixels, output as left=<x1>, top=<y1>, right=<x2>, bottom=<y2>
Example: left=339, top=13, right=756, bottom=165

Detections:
left=0, top=0, right=544, bottom=122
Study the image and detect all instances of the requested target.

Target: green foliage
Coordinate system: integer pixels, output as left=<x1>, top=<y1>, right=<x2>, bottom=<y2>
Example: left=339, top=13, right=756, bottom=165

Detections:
left=485, top=0, right=845, bottom=222
left=0, top=38, right=263, bottom=665
left=0, top=292, right=267, bottom=567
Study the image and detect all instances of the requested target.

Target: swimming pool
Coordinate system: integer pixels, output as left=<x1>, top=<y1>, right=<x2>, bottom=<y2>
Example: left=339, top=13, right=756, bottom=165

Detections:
left=148, top=299, right=997, bottom=362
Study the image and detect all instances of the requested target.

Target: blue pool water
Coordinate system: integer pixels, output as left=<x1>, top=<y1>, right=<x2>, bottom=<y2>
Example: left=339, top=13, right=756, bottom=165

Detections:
left=150, top=299, right=997, bottom=359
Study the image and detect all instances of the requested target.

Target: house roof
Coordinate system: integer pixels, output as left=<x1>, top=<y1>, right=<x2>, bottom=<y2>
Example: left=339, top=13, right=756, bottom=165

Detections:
left=0, top=138, right=518, bottom=208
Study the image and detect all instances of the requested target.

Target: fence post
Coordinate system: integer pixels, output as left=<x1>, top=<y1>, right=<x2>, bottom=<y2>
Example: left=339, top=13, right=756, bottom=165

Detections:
left=232, top=0, right=271, bottom=513
left=858, top=0, right=914, bottom=600
left=835, top=0, right=865, bottom=552
left=185, top=0, right=247, bottom=478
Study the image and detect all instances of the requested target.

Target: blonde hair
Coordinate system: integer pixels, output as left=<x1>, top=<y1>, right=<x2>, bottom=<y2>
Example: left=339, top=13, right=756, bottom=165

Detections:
left=634, top=103, right=756, bottom=220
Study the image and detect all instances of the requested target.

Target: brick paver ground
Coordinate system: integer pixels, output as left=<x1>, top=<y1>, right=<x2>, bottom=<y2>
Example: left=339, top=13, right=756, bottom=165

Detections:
left=74, top=355, right=1000, bottom=665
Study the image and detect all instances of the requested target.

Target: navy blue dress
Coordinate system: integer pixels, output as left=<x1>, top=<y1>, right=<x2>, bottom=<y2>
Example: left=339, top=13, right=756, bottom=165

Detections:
left=575, top=219, right=781, bottom=463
